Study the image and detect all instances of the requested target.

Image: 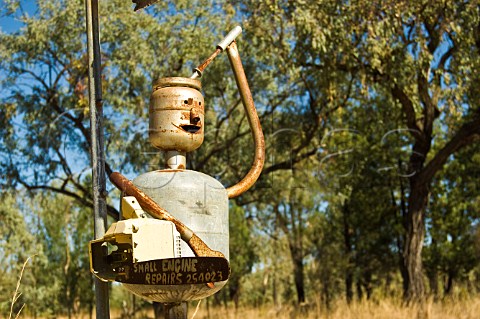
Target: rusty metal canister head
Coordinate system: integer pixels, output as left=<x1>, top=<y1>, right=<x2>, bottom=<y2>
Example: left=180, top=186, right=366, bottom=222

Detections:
left=149, top=77, right=204, bottom=152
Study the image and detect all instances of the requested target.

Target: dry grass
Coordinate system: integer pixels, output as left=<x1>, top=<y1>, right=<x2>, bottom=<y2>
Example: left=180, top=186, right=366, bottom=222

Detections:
left=186, top=296, right=480, bottom=319
left=9, top=256, right=35, bottom=319
left=15, top=295, right=480, bottom=319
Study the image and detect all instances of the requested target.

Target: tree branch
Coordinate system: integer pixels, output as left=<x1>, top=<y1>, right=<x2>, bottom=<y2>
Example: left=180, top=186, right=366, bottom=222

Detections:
left=391, top=84, right=423, bottom=140
left=18, top=179, right=119, bottom=220
left=419, top=115, right=480, bottom=184
left=263, top=147, right=318, bottom=176
left=417, top=72, right=439, bottom=137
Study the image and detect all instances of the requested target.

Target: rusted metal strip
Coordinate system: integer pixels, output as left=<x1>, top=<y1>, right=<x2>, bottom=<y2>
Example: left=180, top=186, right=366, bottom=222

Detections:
left=190, top=26, right=243, bottom=79
left=225, top=41, right=265, bottom=198
left=109, top=172, right=225, bottom=259
left=191, top=48, right=221, bottom=79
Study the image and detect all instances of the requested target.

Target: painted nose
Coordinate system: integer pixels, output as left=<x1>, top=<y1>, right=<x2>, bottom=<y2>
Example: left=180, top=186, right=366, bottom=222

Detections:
left=190, top=108, right=201, bottom=124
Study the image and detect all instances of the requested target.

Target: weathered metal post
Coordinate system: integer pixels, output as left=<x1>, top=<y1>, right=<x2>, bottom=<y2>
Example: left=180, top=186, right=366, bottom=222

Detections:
left=85, top=0, right=110, bottom=318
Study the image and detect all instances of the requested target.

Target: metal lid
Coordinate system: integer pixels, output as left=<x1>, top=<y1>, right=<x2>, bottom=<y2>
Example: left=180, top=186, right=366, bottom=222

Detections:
left=153, top=77, right=202, bottom=91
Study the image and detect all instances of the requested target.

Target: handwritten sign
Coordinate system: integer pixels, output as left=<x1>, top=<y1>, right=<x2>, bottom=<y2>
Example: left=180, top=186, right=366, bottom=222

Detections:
left=113, top=257, right=230, bottom=285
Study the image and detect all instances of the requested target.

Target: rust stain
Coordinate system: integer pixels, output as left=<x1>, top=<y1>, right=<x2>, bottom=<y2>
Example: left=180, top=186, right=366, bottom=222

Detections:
left=181, top=111, right=190, bottom=120
left=195, top=48, right=222, bottom=74
left=224, top=42, right=265, bottom=199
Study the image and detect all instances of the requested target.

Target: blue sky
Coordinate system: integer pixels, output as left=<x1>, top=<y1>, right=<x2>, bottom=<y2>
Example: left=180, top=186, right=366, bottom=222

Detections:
left=0, top=0, right=37, bottom=33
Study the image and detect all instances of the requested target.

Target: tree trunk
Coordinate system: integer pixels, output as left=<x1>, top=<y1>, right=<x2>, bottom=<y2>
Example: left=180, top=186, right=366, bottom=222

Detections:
left=279, top=205, right=306, bottom=304
left=229, top=279, right=240, bottom=309
left=206, top=297, right=210, bottom=319
left=363, top=271, right=373, bottom=300
left=444, top=271, right=455, bottom=296
left=322, top=277, right=331, bottom=311
left=293, top=256, right=306, bottom=303
left=345, top=272, right=354, bottom=304
left=152, top=302, right=165, bottom=319
left=428, top=269, right=439, bottom=298
left=273, top=273, right=278, bottom=308
left=274, top=201, right=306, bottom=305
left=390, top=53, right=480, bottom=303
left=342, top=203, right=354, bottom=304
left=398, top=172, right=410, bottom=296
left=403, top=181, right=428, bottom=301
left=356, top=280, right=363, bottom=301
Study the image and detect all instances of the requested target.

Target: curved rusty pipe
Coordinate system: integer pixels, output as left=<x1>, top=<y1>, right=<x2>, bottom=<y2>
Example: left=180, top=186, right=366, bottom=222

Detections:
left=225, top=41, right=265, bottom=198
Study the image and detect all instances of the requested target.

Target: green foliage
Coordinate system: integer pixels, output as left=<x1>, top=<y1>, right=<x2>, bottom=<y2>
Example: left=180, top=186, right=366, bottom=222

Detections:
left=0, top=193, right=40, bottom=315
left=229, top=204, right=258, bottom=283
left=214, top=204, right=259, bottom=306
left=424, top=143, right=480, bottom=295
left=0, top=0, right=479, bottom=314
left=0, top=192, right=94, bottom=317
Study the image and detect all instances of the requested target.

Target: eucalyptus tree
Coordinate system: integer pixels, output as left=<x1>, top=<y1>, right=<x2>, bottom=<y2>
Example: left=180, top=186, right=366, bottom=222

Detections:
left=424, top=143, right=480, bottom=297
left=0, top=0, right=252, bottom=212
left=0, top=192, right=94, bottom=318
left=0, top=193, right=40, bottom=317
left=4, top=0, right=479, bottom=308
left=0, top=0, right=328, bottom=220
left=0, top=0, right=264, bottom=315
left=224, top=204, right=259, bottom=308
left=0, top=0, right=336, bottom=313
left=240, top=0, right=480, bottom=301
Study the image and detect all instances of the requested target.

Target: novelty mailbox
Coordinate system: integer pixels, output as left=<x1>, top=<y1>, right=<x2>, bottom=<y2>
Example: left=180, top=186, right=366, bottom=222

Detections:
left=89, top=26, right=264, bottom=304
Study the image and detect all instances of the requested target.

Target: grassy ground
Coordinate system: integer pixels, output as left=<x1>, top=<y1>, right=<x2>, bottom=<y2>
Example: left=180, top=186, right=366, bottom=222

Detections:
left=11, top=295, right=480, bottom=319
left=184, top=296, right=480, bottom=319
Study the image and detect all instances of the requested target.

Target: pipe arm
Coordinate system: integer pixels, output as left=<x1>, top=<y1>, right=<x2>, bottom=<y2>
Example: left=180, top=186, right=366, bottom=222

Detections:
left=225, top=41, right=265, bottom=198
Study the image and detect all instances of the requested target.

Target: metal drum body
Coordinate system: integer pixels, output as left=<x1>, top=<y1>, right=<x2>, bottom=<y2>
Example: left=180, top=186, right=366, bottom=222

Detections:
left=121, top=169, right=229, bottom=302
left=149, top=77, right=204, bottom=154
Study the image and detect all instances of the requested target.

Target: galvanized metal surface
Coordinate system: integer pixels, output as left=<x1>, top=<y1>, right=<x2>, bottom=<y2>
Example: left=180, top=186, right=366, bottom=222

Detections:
left=85, top=0, right=110, bottom=317
left=128, top=169, right=229, bottom=301
left=165, top=151, right=186, bottom=170
left=217, top=26, right=242, bottom=51
left=149, top=77, right=204, bottom=153
left=123, top=280, right=225, bottom=303
left=225, top=41, right=266, bottom=198
left=109, top=169, right=230, bottom=303
left=109, top=172, right=225, bottom=259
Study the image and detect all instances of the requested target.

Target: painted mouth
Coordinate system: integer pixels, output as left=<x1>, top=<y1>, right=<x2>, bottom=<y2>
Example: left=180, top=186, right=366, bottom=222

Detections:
left=180, top=124, right=201, bottom=134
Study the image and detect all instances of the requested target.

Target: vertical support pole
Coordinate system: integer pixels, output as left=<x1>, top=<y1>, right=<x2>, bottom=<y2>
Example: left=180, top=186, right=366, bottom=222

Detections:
left=85, top=0, right=110, bottom=318
left=164, top=303, right=187, bottom=319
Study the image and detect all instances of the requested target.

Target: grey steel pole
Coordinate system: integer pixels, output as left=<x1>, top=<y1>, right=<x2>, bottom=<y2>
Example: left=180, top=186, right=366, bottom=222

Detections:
left=85, top=0, right=110, bottom=318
